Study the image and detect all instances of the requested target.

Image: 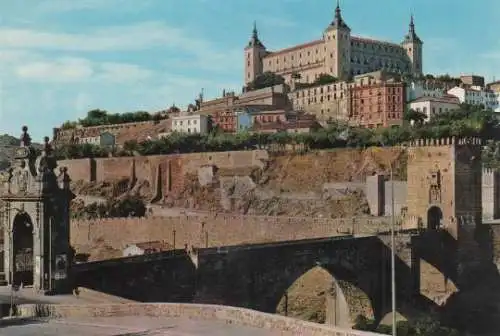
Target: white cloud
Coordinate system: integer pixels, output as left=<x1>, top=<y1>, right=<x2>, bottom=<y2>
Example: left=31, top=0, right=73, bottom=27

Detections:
left=0, top=22, right=238, bottom=59
left=97, top=63, right=154, bottom=83
left=35, top=0, right=153, bottom=13
left=0, top=22, right=241, bottom=74
left=15, top=57, right=94, bottom=82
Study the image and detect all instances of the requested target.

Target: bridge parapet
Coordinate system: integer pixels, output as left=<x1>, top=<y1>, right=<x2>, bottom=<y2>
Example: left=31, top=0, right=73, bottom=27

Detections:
left=71, top=214, right=400, bottom=252
left=15, top=303, right=385, bottom=336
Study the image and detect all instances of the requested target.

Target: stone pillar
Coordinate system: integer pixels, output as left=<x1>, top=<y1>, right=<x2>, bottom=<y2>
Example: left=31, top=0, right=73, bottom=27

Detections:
left=366, top=174, right=385, bottom=216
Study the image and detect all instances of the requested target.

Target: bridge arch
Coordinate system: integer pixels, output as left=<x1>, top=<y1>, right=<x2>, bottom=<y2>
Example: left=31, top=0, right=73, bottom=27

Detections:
left=274, top=264, right=375, bottom=327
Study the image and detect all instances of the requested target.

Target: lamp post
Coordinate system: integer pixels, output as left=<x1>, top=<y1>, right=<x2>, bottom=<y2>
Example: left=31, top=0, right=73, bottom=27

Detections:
left=389, top=161, right=397, bottom=336
left=379, top=141, right=397, bottom=336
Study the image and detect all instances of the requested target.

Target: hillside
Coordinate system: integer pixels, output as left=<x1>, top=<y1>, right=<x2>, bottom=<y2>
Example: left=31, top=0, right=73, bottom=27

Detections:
left=70, top=147, right=406, bottom=219
left=0, top=134, right=21, bottom=170
left=0, top=133, right=44, bottom=170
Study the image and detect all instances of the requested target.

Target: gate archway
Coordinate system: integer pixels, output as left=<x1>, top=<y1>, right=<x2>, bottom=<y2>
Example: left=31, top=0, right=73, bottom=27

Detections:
left=427, top=206, right=443, bottom=230
left=12, top=212, right=34, bottom=286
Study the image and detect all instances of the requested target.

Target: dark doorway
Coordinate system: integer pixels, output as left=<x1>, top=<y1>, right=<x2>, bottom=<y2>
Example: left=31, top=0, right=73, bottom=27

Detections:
left=427, top=206, right=443, bottom=230
left=12, top=212, right=34, bottom=286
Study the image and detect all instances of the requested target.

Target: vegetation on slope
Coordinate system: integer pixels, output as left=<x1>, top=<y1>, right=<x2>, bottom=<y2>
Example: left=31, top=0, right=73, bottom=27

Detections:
left=55, top=103, right=500, bottom=162
left=71, top=195, right=146, bottom=220
left=60, top=108, right=169, bottom=129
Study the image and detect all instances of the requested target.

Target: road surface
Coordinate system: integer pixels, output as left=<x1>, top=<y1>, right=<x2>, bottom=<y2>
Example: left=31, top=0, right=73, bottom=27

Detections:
left=1, top=316, right=281, bottom=335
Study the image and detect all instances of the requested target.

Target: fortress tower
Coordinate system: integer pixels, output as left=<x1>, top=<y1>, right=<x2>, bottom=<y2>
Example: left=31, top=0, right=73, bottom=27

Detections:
left=244, top=2, right=424, bottom=86
left=406, top=138, right=484, bottom=289
left=406, top=138, right=482, bottom=238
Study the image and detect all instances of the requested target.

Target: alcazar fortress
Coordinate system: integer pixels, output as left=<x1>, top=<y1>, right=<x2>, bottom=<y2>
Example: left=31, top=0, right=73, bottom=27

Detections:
left=244, top=2, right=423, bottom=86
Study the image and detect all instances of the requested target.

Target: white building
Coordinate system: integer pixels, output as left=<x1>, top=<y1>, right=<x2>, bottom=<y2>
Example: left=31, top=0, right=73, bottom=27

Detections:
left=78, top=131, right=116, bottom=148
left=171, top=113, right=209, bottom=134
left=406, top=81, right=445, bottom=102
left=447, top=86, right=499, bottom=111
left=409, top=95, right=460, bottom=120
left=488, top=81, right=500, bottom=112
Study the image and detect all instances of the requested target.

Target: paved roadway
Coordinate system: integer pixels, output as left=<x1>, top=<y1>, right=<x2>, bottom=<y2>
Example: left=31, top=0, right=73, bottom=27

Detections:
left=1, top=316, right=281, bottom=335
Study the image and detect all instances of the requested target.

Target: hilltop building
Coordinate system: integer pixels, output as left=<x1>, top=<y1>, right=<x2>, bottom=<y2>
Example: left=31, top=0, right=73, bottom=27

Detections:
left=244, top=2, right=423, bottom=87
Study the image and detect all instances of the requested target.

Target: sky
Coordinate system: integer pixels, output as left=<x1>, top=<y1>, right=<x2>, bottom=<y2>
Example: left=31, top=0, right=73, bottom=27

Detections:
left=1, top=0, right=500, bottom=141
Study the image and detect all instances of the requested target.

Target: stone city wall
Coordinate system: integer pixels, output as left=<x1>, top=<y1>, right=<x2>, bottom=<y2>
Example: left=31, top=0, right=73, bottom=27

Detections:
left=58, top=150, right=268, bottom=183
left=71, top=214, right=392, bottom=252
left=16, top=303, right=382, bottom=336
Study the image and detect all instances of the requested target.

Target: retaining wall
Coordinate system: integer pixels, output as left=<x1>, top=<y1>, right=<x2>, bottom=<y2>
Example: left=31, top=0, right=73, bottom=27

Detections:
left=58, top=150, right=268, bottom=183
left=16, top=303, right=383, bottom=336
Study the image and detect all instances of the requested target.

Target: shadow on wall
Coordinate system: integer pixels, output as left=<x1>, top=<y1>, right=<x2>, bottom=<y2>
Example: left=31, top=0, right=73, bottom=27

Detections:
left=437, top=224, right=500, bottom=334
left=73, top=250, right=197, bottom=302
left=71, top=229, right=500, bottom=333
left=73, top=236, right=433, bottom=326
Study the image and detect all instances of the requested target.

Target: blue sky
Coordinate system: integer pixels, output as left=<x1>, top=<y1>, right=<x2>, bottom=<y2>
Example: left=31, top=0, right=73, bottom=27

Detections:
left=1, top=0, right=500, bottom=141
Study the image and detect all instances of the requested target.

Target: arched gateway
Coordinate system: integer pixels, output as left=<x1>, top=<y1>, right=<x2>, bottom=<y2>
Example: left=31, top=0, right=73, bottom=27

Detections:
left=0, top=126, right=75, bottom=294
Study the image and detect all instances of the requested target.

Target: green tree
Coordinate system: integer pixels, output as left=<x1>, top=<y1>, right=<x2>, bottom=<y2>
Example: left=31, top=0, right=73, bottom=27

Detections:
left=247, top=72, right=286, bottom=91
left=404, top=108, right=427, bottom=126
left=314, top=73, right=338, bottom=85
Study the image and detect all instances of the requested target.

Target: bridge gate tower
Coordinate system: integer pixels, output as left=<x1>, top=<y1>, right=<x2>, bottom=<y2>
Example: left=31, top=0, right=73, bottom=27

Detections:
left=406, top=137, right=484, bottom=288
left=0, top=126, right=75, bottom=294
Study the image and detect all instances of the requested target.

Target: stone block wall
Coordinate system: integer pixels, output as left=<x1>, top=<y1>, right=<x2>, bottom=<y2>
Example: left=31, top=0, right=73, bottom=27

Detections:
left=482, top=168, right=500, bottom=221
left=407, top=143, right=455, bottom=232
left=58, top=158, right=94, bottom=182
left=70, top=215, right=392, bottom=252
left=58, top=150, right=268, bottom=184
left=384, top=181, right=407, bottom=216
left=366, top=175, right=384, bottom=216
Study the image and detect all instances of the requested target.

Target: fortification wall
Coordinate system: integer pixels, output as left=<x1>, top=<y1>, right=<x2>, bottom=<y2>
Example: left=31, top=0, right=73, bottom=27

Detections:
left=58, top=159, right=93, bottom=182
left=59, top=150, right=268, bottom=184
left=70, top=215, right=391, bottom=252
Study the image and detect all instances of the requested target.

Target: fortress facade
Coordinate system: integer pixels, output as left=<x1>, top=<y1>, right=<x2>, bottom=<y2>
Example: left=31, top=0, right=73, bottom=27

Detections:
left=244, top=2, right=423, bottom=86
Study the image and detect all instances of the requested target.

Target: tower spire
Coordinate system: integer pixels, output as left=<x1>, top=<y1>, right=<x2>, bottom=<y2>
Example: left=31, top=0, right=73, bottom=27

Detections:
left=409, top=13, right=415, bottom=34
left=403, top=13, right=422, bottom=44
left=247, top=21, right=264, bottom=48
left=329, top=0, right=349, bottom=30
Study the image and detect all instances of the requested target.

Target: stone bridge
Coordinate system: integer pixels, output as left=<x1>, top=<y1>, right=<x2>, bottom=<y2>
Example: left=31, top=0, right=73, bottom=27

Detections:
left=73, top=234, right=444, bottom=327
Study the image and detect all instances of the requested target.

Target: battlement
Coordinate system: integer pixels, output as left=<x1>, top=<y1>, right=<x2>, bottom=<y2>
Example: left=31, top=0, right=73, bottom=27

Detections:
left=402, top=215, right=422, bottom=230
left=408, top=137, right=483, bottom=147
left=482, top=167, right=500, bottom=175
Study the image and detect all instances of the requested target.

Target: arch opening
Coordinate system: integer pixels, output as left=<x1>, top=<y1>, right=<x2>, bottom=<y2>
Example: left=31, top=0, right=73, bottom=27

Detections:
left=427, top=206, right=443, bottom=230
left=276, top=266, right=373, bottom=328
left=12, top=212, right=34, bottom=286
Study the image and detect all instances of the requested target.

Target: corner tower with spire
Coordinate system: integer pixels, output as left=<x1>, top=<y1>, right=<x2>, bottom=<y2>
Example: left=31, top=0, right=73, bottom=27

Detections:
left=244, top=21, right=267, bottom=86
left=402, top=14, right=423, bottom=77
left=323, top=0, right=352, bottom=80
